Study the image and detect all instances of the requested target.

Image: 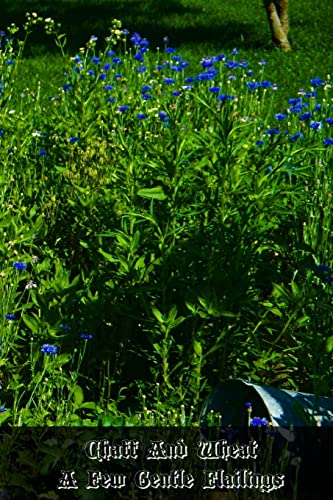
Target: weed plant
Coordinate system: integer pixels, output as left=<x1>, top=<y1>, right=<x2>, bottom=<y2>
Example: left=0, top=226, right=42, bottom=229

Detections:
left=0, top=13, right=332, bottom=430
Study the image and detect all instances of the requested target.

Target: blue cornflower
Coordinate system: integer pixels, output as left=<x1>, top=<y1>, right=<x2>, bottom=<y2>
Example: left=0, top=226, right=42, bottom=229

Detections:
left=99, top=74, right=106, bottom=81
left=137, top=113, right=147, bottom=120
left=163, top=36, right=169, bottom=44
left=142, top=85, right=152, bottom=92
left=246, top=82, right=258, bottom=91
left=275, top=113, right=287, bottom=120
left=8, top=148, right=13, bottom=154
left=108, top=97, right=115, bottom=103
left=0, top=130, right=4, bottom=135
left=225, top=60, right=240, bottom=69
left=137, top=65, right=146, bottom=73
left=122, top=29, right=129, bottom=36
left=62, top=84, right=72, bottom=91
left=90, top=57, right=100, bottom=64
left=326, top=118, right=333, bottom=125
left=112, top=57, right=122, bottom=65
left=172, top=55, right=182, bottom=61
left=305, top=91, right=317, bottom=98
left=197, top=69, right=218, bottom=81
left=265, top=128, right=280, bottom=136
left=107, top=50, right=115, bottom=57
left=258, top=59, right=267, bottom=66
left=290, top=106, right=302, bottom=113
left=69, top=137, right=79, bottom=144
left=141, top=94, right=152, bottom=100
left=201, top=57, right=215, bottom=68
left=13, top=261, right=27, bottom=271
left=155, top=65, right=165, bottom=71
left=289, top=98, right=301, bottom=106
left=326, top=276, right=333, bottom=284
left=103, top=63, right=111, bottom=71
left=185, top=77, right=195, bottom=83
left=164, top=78, right=175, bottom=84
left=267, top=166, right=273, bottom=173
left=171, top=65, right=183, bottom=72
left=5, top=314, right=15, bottom=320
left=289, top=132, right=303, bottom=142
left=299, top=112, right=312, bottom=121
left=245, top=402, right=252, bottom=409
left=60, top=323, right=70, bottom=331
left=316, top=264, right=331, bottom=272
left=310, top=120, right=322, bottom=130
left=5, top=60, right=14, bottom=65
left=140, top=38, right=149, bottom=48
left=87, top=70, right=95, bottom=76
left=130, top=32, right=141, bottom=46
left=209, top=86, right=221, bottom=93
left=158, top=111, right=169, bottom=122
left=218, top=94, right=236, bottom=102
left=314, top=104, right=322, bottom=111
left=250, top=416, right=269, bottom=427
left=256, top=140, right=264, bottom=147
left=80, top=333, right=93, bottom=340
left=0, top=407, right=7, bottom=413
left=117, top=105, right=129, bottom=112
left=39, top=150, right=47, bottom=156
left=165, top=47, right=176, bottom=53
left=324, top=139, right=333, bottom=146
left=260, top=81, right=272, bottom=88
left=239, top=60, right=249, bottom=68
left=172, top=91, right=181, bottom=96
left=231, top=48, right=239, bottom=55
left=134, top=53, right=144, bottom=62
left=246, top=70, right=254, bottom=76
left=104, top=85, right=114, bottom=91
left=310, top=77, right=324, bottom=87
left=41, top=344, right=58, bottom=355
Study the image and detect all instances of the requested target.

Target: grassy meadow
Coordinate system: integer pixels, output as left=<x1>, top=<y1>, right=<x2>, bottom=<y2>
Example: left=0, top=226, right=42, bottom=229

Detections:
left=0, top=0, right=332, bottom=433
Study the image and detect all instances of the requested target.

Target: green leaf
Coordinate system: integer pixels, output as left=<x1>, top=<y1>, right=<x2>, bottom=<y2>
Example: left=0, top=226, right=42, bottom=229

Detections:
left=193, top=340, right=202, bottom=356
left=151, top=306, right=164, bottom=323
left=290, top=281, right=300, bottom=297
left=295, top=315, right=310, bottom=327
left=326, top=335, right=333, bottom=353
left=0, top=214, right=12, bottom=228
left=167, top=306, right=178, bottom=322
left=98, top=248, right=118, bottom=263
left=73, top=385, right=84, bottom=407
left=53, top=353, right=71, bottom=368
left=22, top=313, right=40, bottom=334
left=137, top=186, right=168, bottom=200
left=80, top=402, right=96, bottom=410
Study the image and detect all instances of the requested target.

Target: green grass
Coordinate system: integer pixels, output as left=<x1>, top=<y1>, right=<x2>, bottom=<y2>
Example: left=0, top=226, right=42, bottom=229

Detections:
left=2, top=0, right=333, bottom=108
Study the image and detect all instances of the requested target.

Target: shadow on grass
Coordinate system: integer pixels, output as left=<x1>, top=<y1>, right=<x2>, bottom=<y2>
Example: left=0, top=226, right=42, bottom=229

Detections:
left=1, top=0, right=269, bottom=56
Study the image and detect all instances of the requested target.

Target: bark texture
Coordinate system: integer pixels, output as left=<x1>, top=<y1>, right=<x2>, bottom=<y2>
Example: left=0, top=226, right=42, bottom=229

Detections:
left=264, top=0, right=291, bottom=51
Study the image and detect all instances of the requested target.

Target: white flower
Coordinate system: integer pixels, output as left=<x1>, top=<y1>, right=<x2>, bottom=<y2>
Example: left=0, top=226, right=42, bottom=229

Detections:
left=26, top=280, right=37, bottom=290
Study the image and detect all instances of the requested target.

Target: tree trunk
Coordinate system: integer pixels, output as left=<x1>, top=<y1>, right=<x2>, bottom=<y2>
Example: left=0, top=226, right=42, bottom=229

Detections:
left=264, top=0, right=291, bottom=51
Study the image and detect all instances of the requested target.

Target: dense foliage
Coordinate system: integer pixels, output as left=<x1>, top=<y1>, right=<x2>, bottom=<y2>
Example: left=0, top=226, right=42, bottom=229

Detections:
left=0, top=12, right=332, bottom=429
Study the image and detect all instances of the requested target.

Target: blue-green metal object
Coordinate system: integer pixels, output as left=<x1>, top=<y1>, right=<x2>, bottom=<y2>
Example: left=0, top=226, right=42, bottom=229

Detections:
left=200, top=378, right=333, bottom=427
